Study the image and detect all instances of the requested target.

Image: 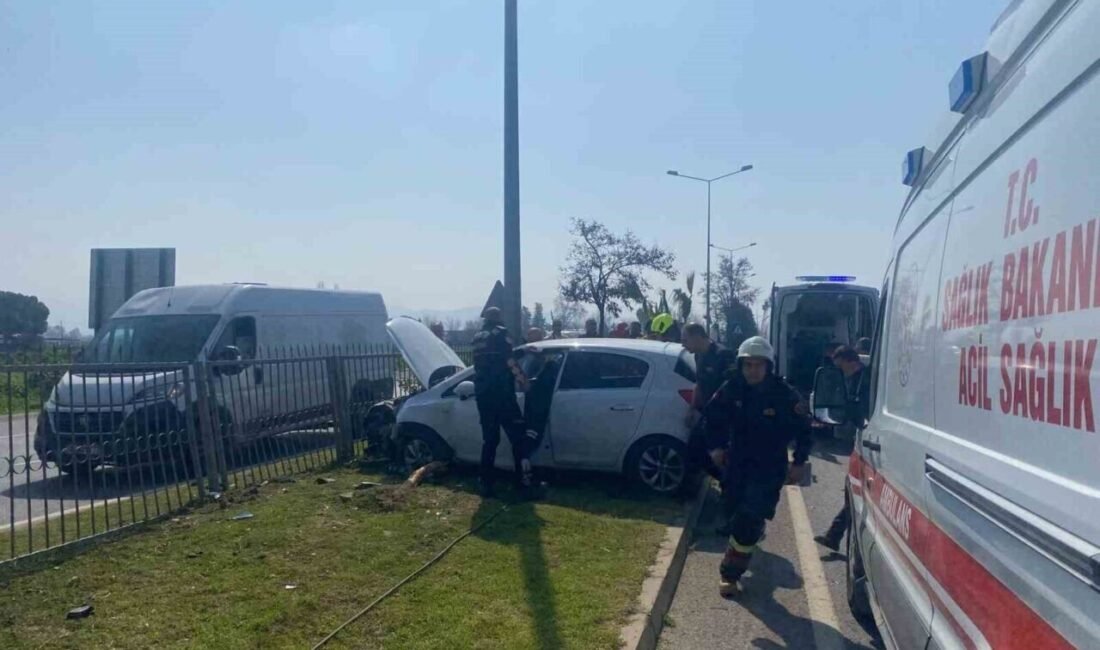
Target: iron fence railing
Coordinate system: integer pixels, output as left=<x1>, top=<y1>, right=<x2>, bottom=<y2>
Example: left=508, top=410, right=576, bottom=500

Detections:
left=0, top=343, right=472, bottom=564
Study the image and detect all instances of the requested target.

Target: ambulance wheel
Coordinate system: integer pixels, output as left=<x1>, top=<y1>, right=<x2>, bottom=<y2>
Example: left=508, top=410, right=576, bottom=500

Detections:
left=847, top=497, right=874, bottom=623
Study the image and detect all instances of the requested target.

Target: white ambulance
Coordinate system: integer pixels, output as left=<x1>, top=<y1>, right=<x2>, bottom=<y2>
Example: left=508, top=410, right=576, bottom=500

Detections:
left=814, top=1, right=1100, bottom=648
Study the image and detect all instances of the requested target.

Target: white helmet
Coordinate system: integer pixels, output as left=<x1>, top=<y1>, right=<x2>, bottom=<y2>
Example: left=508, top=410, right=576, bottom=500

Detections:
left=737, top=336, right=775, bottom=363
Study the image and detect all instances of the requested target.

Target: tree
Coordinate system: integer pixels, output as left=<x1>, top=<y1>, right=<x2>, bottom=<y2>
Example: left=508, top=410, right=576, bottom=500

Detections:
left=704, top=255, right=761, bottom=346
left=559, top=218, right=677, bottom=335
left=521, top=306, right=532, bottom=332
left=671, top=272, right=696, bottom=323
left=0, top=291, right=50, bottom=343
left=551, top=296, right=585, bottom=330
left=531, top=303, right=547, bottom=330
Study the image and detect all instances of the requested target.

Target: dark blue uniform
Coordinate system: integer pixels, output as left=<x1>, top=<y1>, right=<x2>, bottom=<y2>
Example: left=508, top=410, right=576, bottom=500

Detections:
left=709, top=372, right=812, bottom=583
left=471, top=322, right=529, bottom=489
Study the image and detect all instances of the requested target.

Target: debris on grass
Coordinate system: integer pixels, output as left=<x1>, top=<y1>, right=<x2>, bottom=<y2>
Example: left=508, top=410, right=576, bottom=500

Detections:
left=66, top=605, right=93, bottom=620
left=355, top=481, right=382, bottom=490
left=231, top=512, right=255, bottom=521
left=272, top=476, right=297, bottom=484
left=406, top=461, right=448, bottom=487
left=316, top=477, right=336, bottom=485
left=339, top=492, right=355, bottom=504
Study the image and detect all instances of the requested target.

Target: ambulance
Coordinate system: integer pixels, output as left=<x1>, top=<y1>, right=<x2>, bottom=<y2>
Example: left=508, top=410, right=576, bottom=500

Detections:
left=812, top=1, right=1100, bottom=647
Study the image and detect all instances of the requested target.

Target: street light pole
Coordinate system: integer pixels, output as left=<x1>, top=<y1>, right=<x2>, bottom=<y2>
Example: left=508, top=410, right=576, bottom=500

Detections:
left=503, top=0, right=521, bottom=336
left=666, top=164, right=754, bottom=333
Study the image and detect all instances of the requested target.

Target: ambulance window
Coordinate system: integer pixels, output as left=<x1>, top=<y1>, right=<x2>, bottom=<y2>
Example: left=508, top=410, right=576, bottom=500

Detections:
left=868, top=283, right=888, bottom=415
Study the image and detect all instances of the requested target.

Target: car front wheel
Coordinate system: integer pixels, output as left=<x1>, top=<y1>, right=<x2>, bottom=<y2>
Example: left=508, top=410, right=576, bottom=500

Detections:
left=627, top=437, right=688, bottom=494
left=398, top=426, right=452, bottom=470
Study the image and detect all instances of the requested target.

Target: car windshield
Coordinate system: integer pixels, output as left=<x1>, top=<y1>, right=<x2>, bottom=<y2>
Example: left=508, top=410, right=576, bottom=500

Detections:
left=84, top=315, right=221, bottom=363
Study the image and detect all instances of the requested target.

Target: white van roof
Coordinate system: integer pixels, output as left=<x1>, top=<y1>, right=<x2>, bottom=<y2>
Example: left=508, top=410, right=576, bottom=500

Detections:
left=113, top=284, right=387, bottom=318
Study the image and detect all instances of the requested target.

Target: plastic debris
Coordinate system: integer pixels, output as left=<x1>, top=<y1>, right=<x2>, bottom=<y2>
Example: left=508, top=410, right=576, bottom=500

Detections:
left=66, top=605, right=94, bottom=620
left=231, top=511, right=254, bottom=521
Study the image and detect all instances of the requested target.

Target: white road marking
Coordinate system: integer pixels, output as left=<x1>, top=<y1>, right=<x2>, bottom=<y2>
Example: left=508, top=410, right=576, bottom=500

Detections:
left=786, top=484, right=845, bottom=650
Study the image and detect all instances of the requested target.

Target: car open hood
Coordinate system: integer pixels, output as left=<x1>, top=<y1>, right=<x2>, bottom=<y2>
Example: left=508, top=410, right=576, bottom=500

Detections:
left=385, top=317, right=467, bottom=389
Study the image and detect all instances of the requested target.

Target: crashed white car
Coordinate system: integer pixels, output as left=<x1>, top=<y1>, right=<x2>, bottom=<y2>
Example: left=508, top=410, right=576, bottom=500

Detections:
left=386, top=317, right=697, bottom=493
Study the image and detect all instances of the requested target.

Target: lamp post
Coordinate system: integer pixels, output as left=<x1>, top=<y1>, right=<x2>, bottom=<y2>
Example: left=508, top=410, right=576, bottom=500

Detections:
left=709, top=242, right=757, bottom=255
left=666, top=165, right=753, bottom=331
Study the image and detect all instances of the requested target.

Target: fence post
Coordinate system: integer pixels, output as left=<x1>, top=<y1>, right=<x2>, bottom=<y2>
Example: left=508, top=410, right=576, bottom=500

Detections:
left=181, top=365, right=206, bottom=501
left=327, top=355, right=353, bottom=462
left=194, top=362, right=223, bottom=494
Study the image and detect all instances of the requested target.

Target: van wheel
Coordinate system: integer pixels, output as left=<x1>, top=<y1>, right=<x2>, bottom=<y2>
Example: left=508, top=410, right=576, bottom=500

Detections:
left=626, top=436, right=688, bottom=494
left=847, top=500, right=874, bottom=623
left=398, top=427, right=452, bottom=470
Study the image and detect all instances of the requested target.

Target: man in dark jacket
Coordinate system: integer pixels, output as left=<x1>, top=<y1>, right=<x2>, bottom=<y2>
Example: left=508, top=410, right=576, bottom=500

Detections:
left=815, top=345, right=869, bottom=551
left=707, top=336, right=812, bottom=597
left=681, top=323, right=737, bottom=480
left=471, top=307, right=533, bottom=498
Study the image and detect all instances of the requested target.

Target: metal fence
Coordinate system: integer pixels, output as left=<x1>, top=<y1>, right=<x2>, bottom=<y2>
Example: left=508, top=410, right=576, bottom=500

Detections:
left=0, top=343, right=472, bottom=564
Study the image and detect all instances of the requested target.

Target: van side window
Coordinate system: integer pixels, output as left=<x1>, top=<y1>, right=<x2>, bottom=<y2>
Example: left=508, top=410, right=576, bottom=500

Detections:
left=215, top=317, right=257, bottom=359
left=868, top=283, right=888, bottom=415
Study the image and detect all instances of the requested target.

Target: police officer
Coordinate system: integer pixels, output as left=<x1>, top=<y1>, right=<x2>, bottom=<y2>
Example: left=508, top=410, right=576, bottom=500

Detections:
left=471, top=307, right=534, bottom=498
left=707, top=336, right=812, bottom=597
left=681, top=323, right=737, bottom=480
left=815, top=345, right=869, bottom=551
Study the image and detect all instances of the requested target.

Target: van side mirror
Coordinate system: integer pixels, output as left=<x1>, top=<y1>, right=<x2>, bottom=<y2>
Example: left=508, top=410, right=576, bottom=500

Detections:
left=213, top=346, right=244, bottom=376
left=454, top=381, right=476, bottom=400
left=811, top=365, right=848, bottom=425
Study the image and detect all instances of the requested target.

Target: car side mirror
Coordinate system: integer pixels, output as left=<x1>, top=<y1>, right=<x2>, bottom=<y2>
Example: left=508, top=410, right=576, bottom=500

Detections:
left=213, top=345, right=244, bottom=376
left=811, top=365, right=848, bottom=425
left=454, top=381, right=476, bottom=401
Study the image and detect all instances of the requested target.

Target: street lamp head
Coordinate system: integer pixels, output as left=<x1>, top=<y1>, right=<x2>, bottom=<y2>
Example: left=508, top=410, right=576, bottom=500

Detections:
left=741, top=164, right=754, bottom=172
left=748, top=242, right=757, bottom=247
left=666, top=170, right=679, bottom=176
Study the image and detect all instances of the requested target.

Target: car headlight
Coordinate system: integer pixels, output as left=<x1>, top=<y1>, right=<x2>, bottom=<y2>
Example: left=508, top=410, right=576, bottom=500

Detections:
left=132, top=382, right=186, bottom=404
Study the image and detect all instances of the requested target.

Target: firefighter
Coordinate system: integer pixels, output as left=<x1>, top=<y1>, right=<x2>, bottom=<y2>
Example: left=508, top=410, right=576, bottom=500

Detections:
left=707, top=336, right=812, bottom=597
left=471, top=307, right=534, bottom=498
left=648, top=313, right=674, bottom=340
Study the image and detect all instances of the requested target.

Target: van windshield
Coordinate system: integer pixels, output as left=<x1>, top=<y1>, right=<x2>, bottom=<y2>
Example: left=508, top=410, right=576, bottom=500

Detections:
left=84, top=315, right=221, bottom=363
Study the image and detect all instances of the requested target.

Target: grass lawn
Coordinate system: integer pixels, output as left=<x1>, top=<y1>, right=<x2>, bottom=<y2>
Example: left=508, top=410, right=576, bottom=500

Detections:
left=0, top=466, right=682, bottom=649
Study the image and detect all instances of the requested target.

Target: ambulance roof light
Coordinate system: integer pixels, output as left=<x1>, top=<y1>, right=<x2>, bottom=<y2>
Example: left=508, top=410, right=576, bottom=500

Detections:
left=950, top=52, right=989, bottom=114
left=796, top=275, right=856, bottom=283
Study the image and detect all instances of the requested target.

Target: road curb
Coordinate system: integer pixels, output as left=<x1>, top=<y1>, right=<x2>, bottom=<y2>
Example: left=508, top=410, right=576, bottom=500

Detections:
left=620, top=477, right=711, bottom=650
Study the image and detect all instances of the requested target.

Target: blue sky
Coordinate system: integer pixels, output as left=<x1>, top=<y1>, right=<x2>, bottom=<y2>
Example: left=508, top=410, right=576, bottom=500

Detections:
left=0, top=0, right=1008, bottom=329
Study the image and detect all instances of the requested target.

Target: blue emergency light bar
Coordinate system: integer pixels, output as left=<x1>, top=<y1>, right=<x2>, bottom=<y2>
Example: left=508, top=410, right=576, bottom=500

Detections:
left=796, top=275, right=856, bottom=283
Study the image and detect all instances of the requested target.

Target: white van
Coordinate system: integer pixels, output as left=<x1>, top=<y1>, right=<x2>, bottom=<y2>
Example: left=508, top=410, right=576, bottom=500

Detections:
left=769, top=279, right=879, bottom=396
left=35, top=284, right=390, bottom=472
left=815, top=2, right=1100, bottom=648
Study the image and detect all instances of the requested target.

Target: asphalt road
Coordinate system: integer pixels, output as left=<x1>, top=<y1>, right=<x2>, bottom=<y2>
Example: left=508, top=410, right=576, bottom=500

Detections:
left=1, top=412, right=112, bottom=531
left=659, top=434, right=882, bottom=650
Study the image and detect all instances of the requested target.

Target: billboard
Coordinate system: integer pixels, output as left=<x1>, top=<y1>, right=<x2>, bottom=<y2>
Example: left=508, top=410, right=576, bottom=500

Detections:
left=88, top=248, right=176, bottom=331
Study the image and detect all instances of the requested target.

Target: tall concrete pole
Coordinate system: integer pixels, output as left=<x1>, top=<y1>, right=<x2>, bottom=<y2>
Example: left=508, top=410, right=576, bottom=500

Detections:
left=503, top=0, right=522, bottom=337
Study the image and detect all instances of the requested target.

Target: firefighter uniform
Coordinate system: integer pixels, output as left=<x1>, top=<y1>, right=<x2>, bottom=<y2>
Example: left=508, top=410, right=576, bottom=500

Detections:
left=471, top=316, right=532, bottom=495
left=707, top=337, right=812, bottom=594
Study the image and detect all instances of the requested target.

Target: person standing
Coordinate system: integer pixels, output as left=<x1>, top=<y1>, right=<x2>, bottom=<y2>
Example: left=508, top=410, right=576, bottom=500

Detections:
left=815, top=345, right=869, bottom=551
left=471, top=307, right=534, bottom=498
left=583, top=318, right=599, bottom=338
left=681, top=323, right=737, bottom=480
left=707, top=336, right=812, bottom=597
left=648, top=313, right=674, bottom=340
left=548, top=320, right=564, bottom=340
left=628, top=322, right=643, bottom=339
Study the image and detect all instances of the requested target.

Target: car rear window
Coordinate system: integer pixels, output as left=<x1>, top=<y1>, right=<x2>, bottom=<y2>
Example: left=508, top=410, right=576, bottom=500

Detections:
left=674, top=349, right=697, bottom=383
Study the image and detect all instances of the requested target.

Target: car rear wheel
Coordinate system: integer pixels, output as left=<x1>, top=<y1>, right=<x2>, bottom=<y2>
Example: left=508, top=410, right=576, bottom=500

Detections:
left=627, top=437, right=688, bottom=494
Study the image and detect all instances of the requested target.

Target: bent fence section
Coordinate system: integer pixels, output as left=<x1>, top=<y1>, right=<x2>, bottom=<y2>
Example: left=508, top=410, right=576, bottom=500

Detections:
left=0, top=343, right=466, bottom=564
